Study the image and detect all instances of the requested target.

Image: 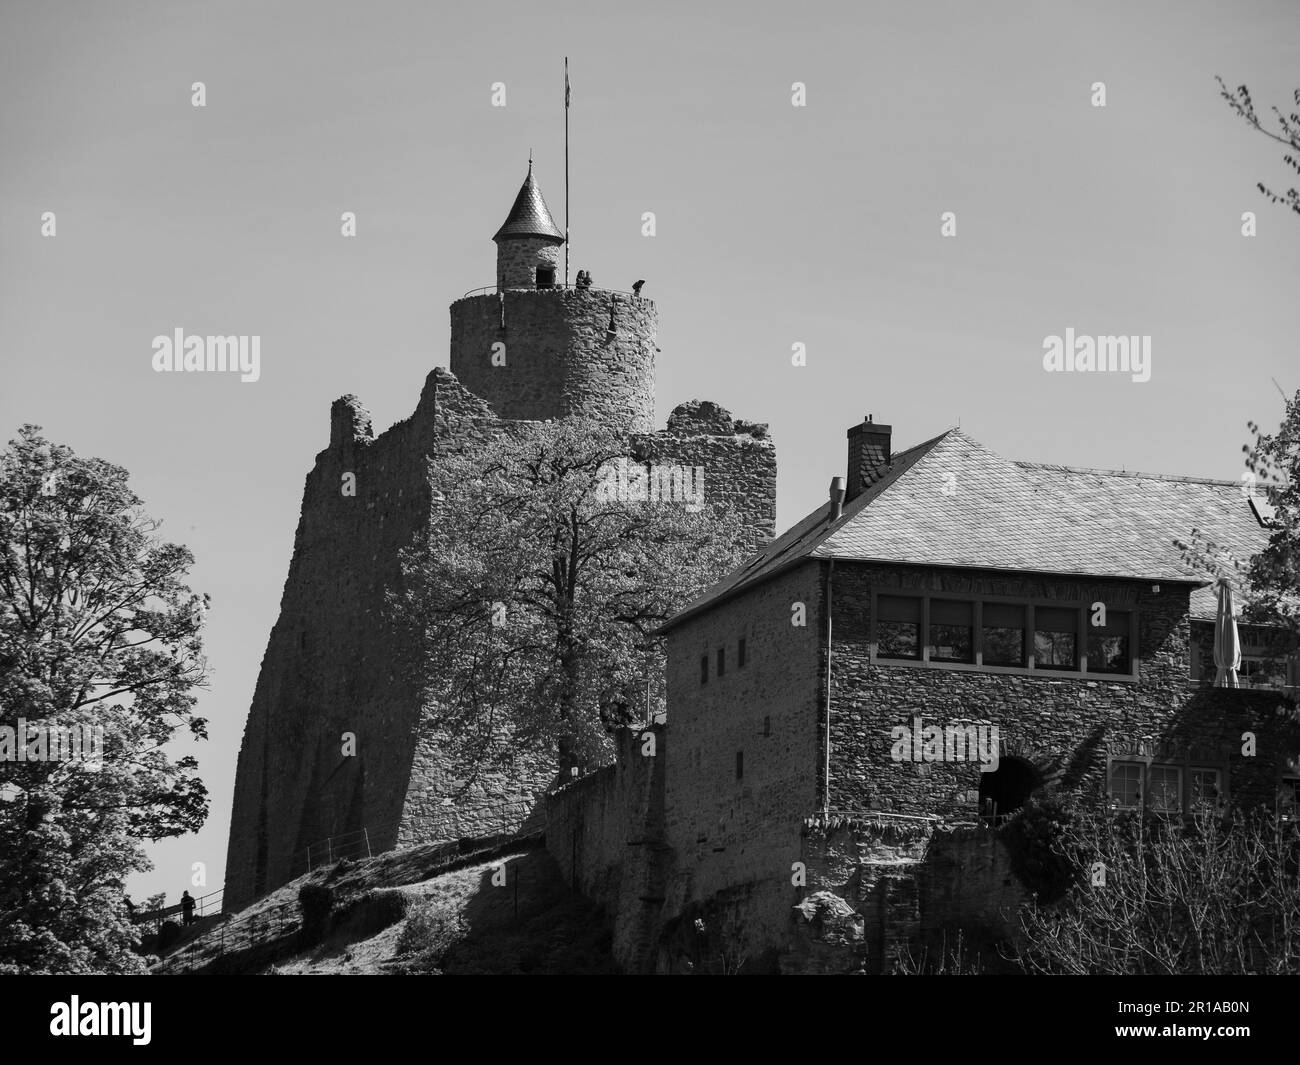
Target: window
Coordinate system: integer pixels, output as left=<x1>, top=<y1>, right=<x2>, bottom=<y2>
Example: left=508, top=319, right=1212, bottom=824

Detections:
left=536, top=266, right=555, bottom=289
left=700, top=655, right=708, bottom=685
left=738, top=638, right=747, bottom=668
left=1190, top=768, right=1221, bottom=809
left=1281, top=777, right=1300, bottom=818
left=762, top=715, right=771, bottom=737
left=929, top=599, right=974, bottom=663
left=1148, top=766, right=1182, bottom=813
left=717, top=647, right=726, bottom=677
left=877, top=595, right=922, bottom=660
left=1110, top=761, right=1143, bottom=808
left=1088, top=609, right=1131, bottom=674
left=735, top=750, right=744, bottom=781
left=1034, top=607, right=1079, bottom=671
left=982, top=602, right=1027, bottom=667
left=1111, top=759, right=1220, bottom=813
left=872, top=591, right=1137, bottom=678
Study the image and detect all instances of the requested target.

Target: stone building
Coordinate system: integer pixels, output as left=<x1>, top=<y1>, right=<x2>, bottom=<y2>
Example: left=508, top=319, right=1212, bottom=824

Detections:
left=548, top=414, right=1299, bottom=972
left=222, top=164, right=777, bottom=911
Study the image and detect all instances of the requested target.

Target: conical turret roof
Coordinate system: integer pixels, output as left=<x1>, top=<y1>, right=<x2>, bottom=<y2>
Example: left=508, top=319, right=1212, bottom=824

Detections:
left=493, top=162, right=566, bottom=242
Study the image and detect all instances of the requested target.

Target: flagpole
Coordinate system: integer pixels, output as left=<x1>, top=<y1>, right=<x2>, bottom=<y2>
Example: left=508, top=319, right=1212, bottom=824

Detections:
left=564, top=56, right=570, bottom=289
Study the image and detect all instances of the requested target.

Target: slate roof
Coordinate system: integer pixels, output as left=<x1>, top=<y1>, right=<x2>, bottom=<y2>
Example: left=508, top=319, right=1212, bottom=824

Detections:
left=661, top=428, right=1273, bottom=633
left=492, top=165, right=565, bottom=242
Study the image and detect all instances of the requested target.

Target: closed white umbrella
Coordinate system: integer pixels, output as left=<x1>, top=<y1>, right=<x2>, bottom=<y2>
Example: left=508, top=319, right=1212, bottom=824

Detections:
left=1213, top=578, right=1241, bottom=689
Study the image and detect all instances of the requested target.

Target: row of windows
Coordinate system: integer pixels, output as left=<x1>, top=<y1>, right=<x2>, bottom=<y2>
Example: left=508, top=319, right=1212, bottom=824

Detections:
left=1109, top=761, right=1224, bottom=813
left=701, top=637, right=747, bottom=685
left=874, top=593, right=1135, bottom=677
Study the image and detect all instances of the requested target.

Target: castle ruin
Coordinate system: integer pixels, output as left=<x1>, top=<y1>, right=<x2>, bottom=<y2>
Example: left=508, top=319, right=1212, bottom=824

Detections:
left=222, top=163, right=777, bottom=911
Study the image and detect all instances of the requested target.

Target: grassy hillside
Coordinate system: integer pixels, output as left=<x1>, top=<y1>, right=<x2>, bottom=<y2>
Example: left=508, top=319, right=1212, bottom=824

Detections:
left=156, top=840, right=618, bottom=975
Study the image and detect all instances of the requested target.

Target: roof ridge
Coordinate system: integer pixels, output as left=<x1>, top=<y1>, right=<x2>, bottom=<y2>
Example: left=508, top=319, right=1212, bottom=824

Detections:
left=1015, top=461, right=1242, bottom=488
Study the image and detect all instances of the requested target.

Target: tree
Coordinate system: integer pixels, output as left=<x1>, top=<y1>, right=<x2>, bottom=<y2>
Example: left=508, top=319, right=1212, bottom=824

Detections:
left=1217, top=78, right=1300, bottom=218
left=0, top=425, right=209, bottom=973
left=390, top=420, right=749, bottom=773
left=1014, top=800, right=1300, bottom=974
left=1241, top=391, right=1300, bottom=639
left=1172, top=390, right=1298, bottom=681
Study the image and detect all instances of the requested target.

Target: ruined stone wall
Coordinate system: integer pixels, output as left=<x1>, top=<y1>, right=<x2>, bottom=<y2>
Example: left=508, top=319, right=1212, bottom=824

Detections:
left=224, top=370, right=555, bottom=911
left=795, top=815, right=1030, bottom=974
left=635, top=400, right=778, bottom=551
left=227, top=270, right=778, bottom=915
left=449, top=290, right=657, bottom=431
left=544, top=725, right=668, bottom=972
left=828, top=563, right=1300, bottom=817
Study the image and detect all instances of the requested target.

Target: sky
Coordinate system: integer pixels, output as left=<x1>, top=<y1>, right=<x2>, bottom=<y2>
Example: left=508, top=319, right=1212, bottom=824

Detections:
left=1, top=0, right=1297, bottom=905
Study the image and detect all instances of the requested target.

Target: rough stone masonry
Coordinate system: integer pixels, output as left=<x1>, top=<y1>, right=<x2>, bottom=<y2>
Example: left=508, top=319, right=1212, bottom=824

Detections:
left=223, top=166, right=776, bottom=911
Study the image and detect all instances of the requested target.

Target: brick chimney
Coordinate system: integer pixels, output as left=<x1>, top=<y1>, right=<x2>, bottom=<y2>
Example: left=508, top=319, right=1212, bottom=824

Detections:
left=846, top=415, right=892, bottom=502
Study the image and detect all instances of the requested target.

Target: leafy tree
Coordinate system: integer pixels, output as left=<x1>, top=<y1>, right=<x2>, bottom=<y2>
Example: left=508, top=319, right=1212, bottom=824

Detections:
left=1241, top=391, right=1300, bottom=638
left=390, top=419, right=748, bottom=773
left=1217, top=78, right=1300, bottom=218
left=1015, top=802, right=1300, bottom=974
left=1173, top=390, right=1298, bottom=681
left=0, top=425, right=209, bottom=973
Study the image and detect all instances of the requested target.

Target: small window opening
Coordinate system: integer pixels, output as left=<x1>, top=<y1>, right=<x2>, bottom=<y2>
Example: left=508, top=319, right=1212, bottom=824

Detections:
left=700, top=655, right=708, bottom=685
left=536, top=266, right=555, bottom=289
left=739, top=638, right=747, bottom=667
left=717, top=647, right=726, bottom=677
left=735, top=750, right=744, bottom=780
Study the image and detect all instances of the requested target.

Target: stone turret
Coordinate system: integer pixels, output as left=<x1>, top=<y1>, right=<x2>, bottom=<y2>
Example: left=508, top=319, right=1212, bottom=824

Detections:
left=451, top=164, right=657, bottom=431
left=493, top=161, right=566, bottom=291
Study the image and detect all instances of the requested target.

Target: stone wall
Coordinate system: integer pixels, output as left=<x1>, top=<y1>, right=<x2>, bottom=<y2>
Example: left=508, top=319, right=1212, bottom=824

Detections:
left=637, top=556, right=1300, bottom=972
left=636, top=400, right=778, bottom=550
left=449, top=290, right=657, bottom=431
left=544, top=725, right=668, bottom=972
left=496, top=237, right=562, bottom=291
left=227, top=272, right=777, bottom=915
left=658, top=560, right=824, bottom=968
left=224, top=370, right=556, bottom=911
left=796, top=814, right=1029, bottom=974
left=827, top=563, right=1300, bottom=817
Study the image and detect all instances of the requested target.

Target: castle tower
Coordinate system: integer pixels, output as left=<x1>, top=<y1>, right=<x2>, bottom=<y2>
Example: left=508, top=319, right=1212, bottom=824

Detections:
left=224, top=157, right=776, bottom=913
left=450, top=163, right=657, bottom=432
left=493, top=160, right=566, bottom=291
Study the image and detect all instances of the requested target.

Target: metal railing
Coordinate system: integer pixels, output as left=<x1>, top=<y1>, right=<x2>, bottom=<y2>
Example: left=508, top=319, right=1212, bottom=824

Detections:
left=460, top=283, right=645, bottom=299
left=291, top=796, right=541, bottom=876
left=157, top=807, right=544, bottom=974
left=158, top=899, right=300, bottom=974
left=133, top=887, right=223, bottom=926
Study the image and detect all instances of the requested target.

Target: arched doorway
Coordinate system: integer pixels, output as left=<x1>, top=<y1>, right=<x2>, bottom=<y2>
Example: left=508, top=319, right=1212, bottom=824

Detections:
left=978, top=756, right=1039, bottom=817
